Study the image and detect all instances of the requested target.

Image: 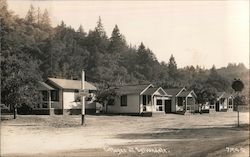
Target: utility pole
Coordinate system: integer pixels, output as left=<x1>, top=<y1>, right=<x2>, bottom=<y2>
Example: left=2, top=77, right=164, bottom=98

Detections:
left=81, top=70, right=86, bottom=125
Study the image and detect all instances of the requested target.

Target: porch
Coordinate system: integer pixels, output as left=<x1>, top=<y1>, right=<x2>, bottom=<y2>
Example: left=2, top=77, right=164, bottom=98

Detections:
left=176, top=96, right=197, bottom=113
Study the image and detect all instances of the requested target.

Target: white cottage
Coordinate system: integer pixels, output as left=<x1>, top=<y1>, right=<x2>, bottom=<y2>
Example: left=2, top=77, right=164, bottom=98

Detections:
left=165, top=88, right=197, bottom=114
left=37, top=78, right=97, bottom=115
left=209, top=92, right=234, bottom=112
left=106, top=84, right=171, bottom=115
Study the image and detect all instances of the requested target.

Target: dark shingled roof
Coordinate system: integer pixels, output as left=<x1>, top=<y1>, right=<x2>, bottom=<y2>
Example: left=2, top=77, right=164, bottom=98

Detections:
left=142, top=87, right=159, bottom=95
left=164, top=88, right=184, bottom=96
left=115, top=84, right=151, bottom=95
left=216, top=92, right=225, bottom=98
left=178, top=91, right=193, bottom=97
left=216, top=92, right=233, bottom=99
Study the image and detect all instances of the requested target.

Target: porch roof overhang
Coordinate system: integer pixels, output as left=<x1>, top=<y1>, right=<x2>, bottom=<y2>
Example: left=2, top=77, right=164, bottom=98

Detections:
left=38, top=82, right=55, bottom=91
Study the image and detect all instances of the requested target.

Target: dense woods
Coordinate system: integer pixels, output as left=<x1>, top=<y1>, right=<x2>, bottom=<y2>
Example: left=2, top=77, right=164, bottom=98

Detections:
left=1, top=1, right=249, bottom=109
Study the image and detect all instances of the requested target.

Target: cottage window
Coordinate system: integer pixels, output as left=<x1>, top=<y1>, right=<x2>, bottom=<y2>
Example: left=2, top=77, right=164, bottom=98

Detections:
left=51, top=90, right=59, bottom=101
left=229, top=99, right=233, bottom=105
left=158, top=106, right=163, bottom=111
left=142, top=95, right=147, bottom=105
left=121, top=95, right=127, bottom=106
left=157, top=100, right=162, bottom=105
left=177, top=97, right=184, bottom=106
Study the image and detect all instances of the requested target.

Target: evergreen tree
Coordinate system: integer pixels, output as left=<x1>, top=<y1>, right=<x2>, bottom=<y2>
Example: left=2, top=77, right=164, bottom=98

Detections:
left=25, top=5, right=36, bottom=24
left=109, top=24, right=126, bottom=53
left=77, top=24, right=84, bottom=33
left=37, top=7, right=41, bottom=25
left=95, top=16, right=107, bottom=38
left=207, top=65, right=230, bottom=92
left=40, top=9, right=51, bottom=28
left=167, top=54, right=178, bottom=75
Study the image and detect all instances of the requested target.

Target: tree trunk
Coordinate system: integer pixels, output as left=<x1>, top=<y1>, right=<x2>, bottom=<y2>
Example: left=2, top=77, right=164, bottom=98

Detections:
left=13, top=106, right=17, bottom=119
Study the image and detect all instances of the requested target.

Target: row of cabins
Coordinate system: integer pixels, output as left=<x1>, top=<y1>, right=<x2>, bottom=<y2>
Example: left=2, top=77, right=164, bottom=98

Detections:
left=37, top=78, right=235, bottom=115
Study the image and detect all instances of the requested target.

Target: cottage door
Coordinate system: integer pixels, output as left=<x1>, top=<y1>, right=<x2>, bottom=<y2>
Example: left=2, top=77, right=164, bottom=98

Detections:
left=165, top=100, right=171, bottom=113
left=215, top=102, right=220, bottom=111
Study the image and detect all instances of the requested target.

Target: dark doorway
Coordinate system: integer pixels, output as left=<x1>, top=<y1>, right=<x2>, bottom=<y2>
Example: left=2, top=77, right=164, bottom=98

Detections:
left=165, top=100, right=172, bottom=113
left=215, top=101, right=220, bottom=111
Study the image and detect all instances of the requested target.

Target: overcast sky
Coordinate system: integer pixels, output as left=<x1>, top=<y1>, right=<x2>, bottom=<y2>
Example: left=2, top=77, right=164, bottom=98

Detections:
left=8, top=0, right=249, bottom=69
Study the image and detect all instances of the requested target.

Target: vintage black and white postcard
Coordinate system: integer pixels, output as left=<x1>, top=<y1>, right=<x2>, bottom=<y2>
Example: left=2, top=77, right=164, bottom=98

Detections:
left=1, top=0, right=249, bottom=156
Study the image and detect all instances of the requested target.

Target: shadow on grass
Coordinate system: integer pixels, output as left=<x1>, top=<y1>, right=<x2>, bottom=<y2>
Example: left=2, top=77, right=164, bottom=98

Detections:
left=116, top=124, right=249, bottom=140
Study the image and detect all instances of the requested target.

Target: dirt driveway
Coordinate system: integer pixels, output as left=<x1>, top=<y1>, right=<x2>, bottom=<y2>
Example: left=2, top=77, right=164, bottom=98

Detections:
left=1, top=112, right=249, bottom=157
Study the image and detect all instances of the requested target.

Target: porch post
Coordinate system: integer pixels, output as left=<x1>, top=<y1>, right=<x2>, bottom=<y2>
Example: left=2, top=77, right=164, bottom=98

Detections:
left=162, top=97, right=164, bottom=112
left=232, top=98, right=234, bottom=110
left=185, top=97, right=188, bottom=112
left=48, top=90, right=51, bottom=115
left=151, top=95, right=153, bottom=112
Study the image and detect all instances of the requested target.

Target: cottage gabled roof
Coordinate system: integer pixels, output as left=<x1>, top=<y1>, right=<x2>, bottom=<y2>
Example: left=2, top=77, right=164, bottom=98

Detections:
left=178, top=90, right=197, bottom=98
left=142, top=87, right=170, bottom=96
left=224, top=93, right=234, bottom=98
left=216, top=92, right=225, bottom=98
left=142, top=87, right=159, bottom=95
left=47, top=78, right=97, bottom=90
left=164, top=88, right=185, bottom=96
left=216, top=92, right=233, bottom=99
left=115, top=84, right=152, bottom=95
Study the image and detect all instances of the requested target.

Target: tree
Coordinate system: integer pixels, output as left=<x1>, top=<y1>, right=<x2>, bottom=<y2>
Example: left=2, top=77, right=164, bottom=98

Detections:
left=1, top=2, right=42, bottom=118
left=190, top=76, right=217, bottom=105
left=95, top=83, right=117, bottom=112
left=86, top=17, right=109, bottom=54
left=234, top=94, right=247, bottom=106
left=25, top=5, right=36, bottom=24
left=167, top=54, right=178, bottom=76
left=37, top=7, right=41, bottom=25
left=135, top=43, right=158, bottom=82
left=1, top=52, right=42, bottom=119
left=206, top=65, right=230, bottom=92
left=109, top=24, right=126, bottom=53
left=95, top=16, right=107, bottom=38
left=77, top=24, right=84, bottom=34
left=40, top=9, right=51, bottom=28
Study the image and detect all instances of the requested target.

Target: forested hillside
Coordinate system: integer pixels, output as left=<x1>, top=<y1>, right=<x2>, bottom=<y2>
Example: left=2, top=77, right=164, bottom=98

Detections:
left=1, top=1, right=249, bottom=108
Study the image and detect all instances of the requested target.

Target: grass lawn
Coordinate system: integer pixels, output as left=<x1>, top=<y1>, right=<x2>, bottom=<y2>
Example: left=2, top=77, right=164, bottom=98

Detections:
left=1, top=112, right=249, bottom=157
